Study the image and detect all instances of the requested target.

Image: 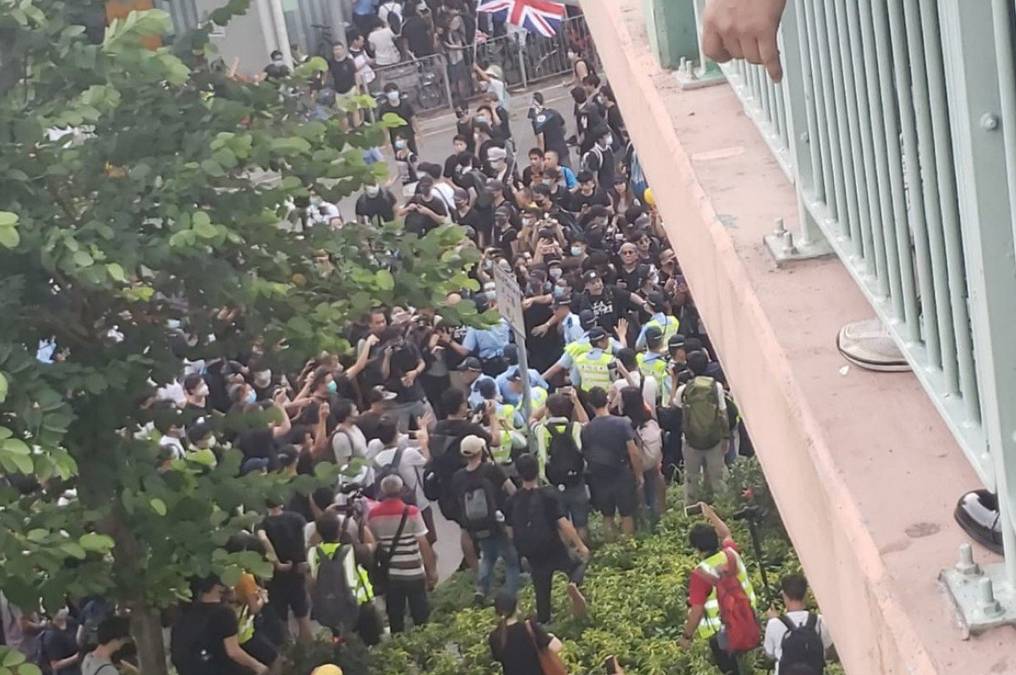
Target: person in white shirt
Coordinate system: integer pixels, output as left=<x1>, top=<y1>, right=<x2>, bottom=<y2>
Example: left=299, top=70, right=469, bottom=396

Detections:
left=610, top=348, right=657, bottom=417
left=330, top=399, right=368, bottom=466
left=371, top=417, right=436, bottom=543
left=763, top=574, right=833, bottom=674
left=369, top=17, right=402, bottom=66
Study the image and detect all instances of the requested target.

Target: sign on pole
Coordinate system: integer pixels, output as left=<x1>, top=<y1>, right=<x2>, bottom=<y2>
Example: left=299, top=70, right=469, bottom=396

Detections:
left=493, top=265, right=534, bottom=433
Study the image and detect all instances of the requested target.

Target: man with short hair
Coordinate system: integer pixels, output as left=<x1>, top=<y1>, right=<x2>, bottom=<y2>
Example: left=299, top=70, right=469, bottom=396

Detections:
left=366, top=475, right=437, bottom=633
left=530, top=92, right=571, bottom=168
left=764, top=574, right=833, bottom=674
left=532, top=390, right=591, bottom=542
left=579, top=387, right=642, bottom=539
left=451, top=435, right=519, bottom=604
left=506, top=454, right=589, bottom=624
left=680, top=503, right=757, bottom=675
left=257, top=499, right=312, bottom=644
left=81, top=616, right=132, bottom=675
left=379, top=83, right=419, bottom=154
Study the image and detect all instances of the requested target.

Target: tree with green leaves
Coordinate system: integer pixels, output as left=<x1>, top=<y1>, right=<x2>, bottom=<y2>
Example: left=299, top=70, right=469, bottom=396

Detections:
left=0, top=1, right=481, bottom=672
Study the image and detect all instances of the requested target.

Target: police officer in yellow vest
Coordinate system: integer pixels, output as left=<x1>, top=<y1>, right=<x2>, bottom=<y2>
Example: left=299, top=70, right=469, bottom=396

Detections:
left=572, top=327, right=615, bottom=394
left=635, top=292, right=680, bottom=351
left=679, top=503, right=758, bottom=674
left=636, top=327, right=670, bottom=405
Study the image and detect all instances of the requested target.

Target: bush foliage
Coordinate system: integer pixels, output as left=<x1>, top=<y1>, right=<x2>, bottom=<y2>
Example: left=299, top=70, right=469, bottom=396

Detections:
left=366, top=460, right=844, bottom=675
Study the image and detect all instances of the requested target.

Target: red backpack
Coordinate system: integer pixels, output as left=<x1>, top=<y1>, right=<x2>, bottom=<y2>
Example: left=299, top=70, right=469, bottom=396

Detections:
left=697, top=548, right=760, bottom=652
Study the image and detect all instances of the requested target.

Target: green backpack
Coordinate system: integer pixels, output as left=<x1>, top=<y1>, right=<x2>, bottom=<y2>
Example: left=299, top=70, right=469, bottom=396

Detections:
left=681, top=376, right=729, bottom=450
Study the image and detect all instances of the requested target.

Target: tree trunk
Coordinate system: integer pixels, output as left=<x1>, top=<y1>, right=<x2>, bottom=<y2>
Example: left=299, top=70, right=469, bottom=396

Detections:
left=131, top=603, right=169, bottom=675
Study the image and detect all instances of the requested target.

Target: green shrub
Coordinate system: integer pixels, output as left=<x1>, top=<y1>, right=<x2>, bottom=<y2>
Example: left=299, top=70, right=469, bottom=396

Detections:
left=366, top=459, right=843, bottom=674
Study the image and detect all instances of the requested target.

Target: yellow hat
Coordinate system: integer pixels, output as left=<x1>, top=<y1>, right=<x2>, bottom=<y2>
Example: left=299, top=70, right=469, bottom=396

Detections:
left=311, top=666, right=343, bottom=675
left=643, top=187, right=655, bottom=207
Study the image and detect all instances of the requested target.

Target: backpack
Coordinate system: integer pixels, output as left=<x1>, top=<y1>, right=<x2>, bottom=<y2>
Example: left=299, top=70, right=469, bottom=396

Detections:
left=511, top=489, right=558, bottom=558
left=373, top=447, right=416, bottom=504
left=169, top=606, right=218, bottom=675
left=422, top=432, right=456, bottom=501
left=635, top=419, right=663, bottom=472
left=695, top=549, right=760, bottom=653
left=310, top=545, right=359, bottom=631
left=681, top=376, right=729, bottom=450
left=545, top=423, right=584, bottom=487
left=460, top=470, right=499, bottom=536
left=778, top=613, right=825, bottom=673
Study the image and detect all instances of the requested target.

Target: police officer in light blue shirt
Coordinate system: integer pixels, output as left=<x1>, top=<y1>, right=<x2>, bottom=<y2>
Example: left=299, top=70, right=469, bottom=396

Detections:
left=460, top=357, right=499, bottom=409
left=458, top=296, right=512, bottom=375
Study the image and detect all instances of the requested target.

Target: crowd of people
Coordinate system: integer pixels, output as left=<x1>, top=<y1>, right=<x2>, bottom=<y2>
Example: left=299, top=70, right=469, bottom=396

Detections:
left=0, top=12, right=836, bottom=675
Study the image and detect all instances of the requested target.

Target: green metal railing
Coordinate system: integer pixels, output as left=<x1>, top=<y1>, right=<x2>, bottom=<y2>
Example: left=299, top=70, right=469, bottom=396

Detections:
left=692, top=0, right=1016, bottom=619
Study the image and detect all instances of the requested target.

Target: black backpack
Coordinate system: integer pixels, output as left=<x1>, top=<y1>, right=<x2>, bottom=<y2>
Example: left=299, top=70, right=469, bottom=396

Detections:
left=309, top=545, right=359, bottom=632
left=422, top=433, right=456, bottom=501
left=460, top=470, right=499, bottom=536
left=778, top=613, right=825, bottom=673
left=545, top=423, right=584, bottom=487
left=511, top=489, right=558, bottom=558
left=373, top=447, right=416, bottom=504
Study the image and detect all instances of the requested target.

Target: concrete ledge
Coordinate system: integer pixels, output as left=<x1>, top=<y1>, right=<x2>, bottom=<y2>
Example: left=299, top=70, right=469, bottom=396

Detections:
left=581, top=0, right=1016, bottom=672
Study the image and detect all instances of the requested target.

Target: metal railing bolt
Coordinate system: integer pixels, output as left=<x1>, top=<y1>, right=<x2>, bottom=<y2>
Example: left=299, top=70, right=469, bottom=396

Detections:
left=977, top=578, right=1004, bottom=618
left=955, top=543, right=981, bottom=576
left=773, top=217, right=788, bottom=236
left=980, top=113, right=1000, bottom=131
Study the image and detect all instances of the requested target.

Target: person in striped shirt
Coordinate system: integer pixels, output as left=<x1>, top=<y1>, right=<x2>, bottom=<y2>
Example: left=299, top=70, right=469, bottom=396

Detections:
left=366, top=475, right=437, bottom=633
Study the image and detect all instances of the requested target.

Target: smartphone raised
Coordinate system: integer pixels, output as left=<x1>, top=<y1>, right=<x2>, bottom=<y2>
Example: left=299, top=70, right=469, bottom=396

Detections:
left=684, top=503, right=703, bottom=517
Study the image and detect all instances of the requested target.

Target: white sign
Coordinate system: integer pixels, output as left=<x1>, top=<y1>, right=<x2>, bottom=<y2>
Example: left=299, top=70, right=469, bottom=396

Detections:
left=493, top=264, right=525, bottom=334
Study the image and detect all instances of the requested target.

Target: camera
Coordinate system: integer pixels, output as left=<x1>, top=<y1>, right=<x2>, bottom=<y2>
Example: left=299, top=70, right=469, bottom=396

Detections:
left=733, top=504, right=766, bottom=521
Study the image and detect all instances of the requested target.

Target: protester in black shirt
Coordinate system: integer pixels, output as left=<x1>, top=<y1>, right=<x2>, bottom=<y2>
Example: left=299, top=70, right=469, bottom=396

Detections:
left=399, top=175, right=449, bottom=235
left=489, top=592, right=563, bottom=675
left=569, top=171, right=613, bottom=213
left=583, top=126, right=617, bottom=188
left=263, top=50, right=290, bottom=80
left=530, top=92, right=571, bottom=167
left=443, top=135, right=470, bottom=179
left=327, top=42, right=357, bottom=95
left=576, top=270, right=646, bottom=331
left=402, top=2, right=435, bottom=57
left=257, top=499, right=312, bottom=643
left=355, top=183, right=397, bottom=227
left=379, top=83, right=419, bottom=154
left=521, top=147, right=544, bottom=187
left=571, top=87, right=605, bottom=155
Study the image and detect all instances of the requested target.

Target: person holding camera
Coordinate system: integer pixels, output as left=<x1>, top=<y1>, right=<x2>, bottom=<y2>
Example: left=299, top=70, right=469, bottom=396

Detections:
left=679, top=503, right=759, bottom=675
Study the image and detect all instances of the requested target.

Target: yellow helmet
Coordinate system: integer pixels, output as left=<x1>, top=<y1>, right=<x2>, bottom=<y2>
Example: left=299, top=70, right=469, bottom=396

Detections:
left=643, top=187, right=656, bottom=207
left=311, top=666, right=344, bottom=675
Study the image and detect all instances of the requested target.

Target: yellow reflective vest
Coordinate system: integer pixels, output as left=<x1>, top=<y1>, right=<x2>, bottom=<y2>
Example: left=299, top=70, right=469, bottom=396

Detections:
left=574, top=349, right=613, bottom=392
left=695, top=548, right=757, bottom=638
left=637, top=352, right=669, bottom=401
left=644, top=315, right=681, bottom=343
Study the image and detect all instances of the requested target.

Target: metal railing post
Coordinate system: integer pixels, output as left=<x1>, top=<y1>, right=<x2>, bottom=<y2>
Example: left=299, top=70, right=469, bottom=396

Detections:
left=516, top=34, right=529, bottom=89
left=937, top=0, right=1016, bottom=633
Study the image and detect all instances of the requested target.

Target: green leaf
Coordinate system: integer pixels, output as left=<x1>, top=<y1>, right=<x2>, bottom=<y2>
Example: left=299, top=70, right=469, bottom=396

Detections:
left=59, top=543, right=87, bottom=560
left=374, top=269, right=395, bottom=291
left=72, top=250, right=94, bottom=267
left=20, top=662, right=43, bottom=675
left=0, top=427, right=12, bottom=440
left=0, top=372, right=6, bottom=403
left=200, top=159, right=225, bottom=177
left=0, top=212, right=17, bottom=228
left=3, top=439, right=30, bottom=456
left=106, top=263, right=127, bottom=282
left=26, top=529, right=48, bottom=543
left=194, top=221, right=218, bottom=239
left=7, top=453, right=32, bottom=474
left=2, top=648, right=26, bottom=666
left=0, top=226, right=19, bottom=250
left=192, top=212, right=211, bottom=228
left=150, top=498, right=167, bottom=516
left=79, top=533, right=115, bottom=553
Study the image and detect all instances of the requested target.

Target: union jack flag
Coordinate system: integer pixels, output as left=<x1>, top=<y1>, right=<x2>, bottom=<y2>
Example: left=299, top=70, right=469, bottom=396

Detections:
left=476, top=0, right=567, bottom=38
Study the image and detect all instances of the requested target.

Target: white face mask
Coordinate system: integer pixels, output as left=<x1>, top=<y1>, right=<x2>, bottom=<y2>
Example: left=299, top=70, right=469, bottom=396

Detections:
left=549, top=267, right=563, bottom=279
left=395, top=139, right=408, bottom=149
left=476, top=115, right=490, bottom=124
left=570, top=246, right=583, bottom=256
left=366, top=185, right=380, bottom=197
left=386, top=92, right=400, bottom=104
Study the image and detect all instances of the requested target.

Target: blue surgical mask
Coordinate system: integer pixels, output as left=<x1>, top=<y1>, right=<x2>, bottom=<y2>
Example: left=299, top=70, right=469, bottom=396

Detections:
left=245, top=389, right=257, bottom=405
left=327, top=380, right=338, bottom=394
left=570, top=246, right=583, bottom=257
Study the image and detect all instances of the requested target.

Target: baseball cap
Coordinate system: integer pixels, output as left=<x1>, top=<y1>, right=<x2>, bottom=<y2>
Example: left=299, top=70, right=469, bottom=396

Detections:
left=582, top=270, right=600, bottom=285
left=553, top=294, right=572, bottom=308
left=507, top=368, right=522, bottom=382
left=588, top=327, right=608, bottom=342
left=487, top=146, right=507, bottom=161
left=644, top=326, right=664, bottom=345
left=579, top=309, right=596, bottom=329
left=646, top=291, right=665, bottom=311
left=459, top=357, right=483, bottom=372
left=668, top=333, right=687, bottom=349
left=503, top=343, right=519, bottom=365
left=460, top=435, right=487, bottom=458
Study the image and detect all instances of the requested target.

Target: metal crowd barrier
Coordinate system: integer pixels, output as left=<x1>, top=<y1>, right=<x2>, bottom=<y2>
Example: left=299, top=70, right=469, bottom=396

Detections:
left=691, top=0, right=1016, bottom=626
left=371, top=53, right=454, bottom=114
